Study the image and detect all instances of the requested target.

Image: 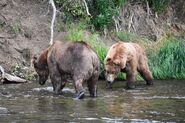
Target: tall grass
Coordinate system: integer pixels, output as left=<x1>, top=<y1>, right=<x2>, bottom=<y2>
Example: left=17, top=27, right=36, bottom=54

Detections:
left=149, top=38, right=185, bottom=79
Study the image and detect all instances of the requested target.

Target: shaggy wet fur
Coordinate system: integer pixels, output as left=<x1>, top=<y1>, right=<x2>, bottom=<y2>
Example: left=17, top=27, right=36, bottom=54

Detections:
left=104, top=42, right=153, bottom=89
left=33, top=41, right=100, bottom=99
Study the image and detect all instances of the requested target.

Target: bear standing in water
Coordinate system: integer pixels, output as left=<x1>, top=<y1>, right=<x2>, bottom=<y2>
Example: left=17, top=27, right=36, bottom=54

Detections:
left=33, top=41, right=100, bottom=99
left=104, top=42, right=153, bottom=89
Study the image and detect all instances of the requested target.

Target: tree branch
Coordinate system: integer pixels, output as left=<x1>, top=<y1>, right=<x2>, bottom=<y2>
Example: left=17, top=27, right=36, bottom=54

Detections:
left=146, top=0, right=150, bottom=18
left=49, top=0, right=56, bottom=45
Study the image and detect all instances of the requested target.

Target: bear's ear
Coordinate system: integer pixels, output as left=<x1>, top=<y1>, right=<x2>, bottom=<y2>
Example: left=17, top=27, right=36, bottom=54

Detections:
left=33, top=55, right=37, bottom=60
left=32, top=55, right=38, bottom=67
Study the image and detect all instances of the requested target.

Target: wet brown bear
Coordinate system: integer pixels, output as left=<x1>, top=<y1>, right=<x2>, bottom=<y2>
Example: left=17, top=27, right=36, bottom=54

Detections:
left=33, top=41, right=100, bottom=99
left=104, top=42, right=153, bottom=89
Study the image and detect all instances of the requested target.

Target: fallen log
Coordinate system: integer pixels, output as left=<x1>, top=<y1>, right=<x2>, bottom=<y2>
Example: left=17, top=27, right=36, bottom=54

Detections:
left=0, top=65, right=27, bottom=84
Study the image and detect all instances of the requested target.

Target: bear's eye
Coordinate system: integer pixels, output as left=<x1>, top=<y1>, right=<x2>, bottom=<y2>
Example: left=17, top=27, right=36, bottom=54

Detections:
left=107, top=71, right=116, bottom=74
left=107, top=71, right=114, bottom=74
left=113, top=63, right=119, bottom=66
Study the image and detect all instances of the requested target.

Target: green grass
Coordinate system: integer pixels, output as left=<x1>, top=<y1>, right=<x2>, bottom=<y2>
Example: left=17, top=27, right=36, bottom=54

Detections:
left=149, top=37, right=185, bottom=79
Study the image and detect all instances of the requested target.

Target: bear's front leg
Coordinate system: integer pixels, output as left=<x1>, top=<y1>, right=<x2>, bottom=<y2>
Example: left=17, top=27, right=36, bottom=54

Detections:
left=74, top=78, right=85, bottom=99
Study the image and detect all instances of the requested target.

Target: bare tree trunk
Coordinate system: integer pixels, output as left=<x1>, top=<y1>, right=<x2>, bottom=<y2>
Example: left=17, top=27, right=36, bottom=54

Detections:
left=49, top=0, right=56, bottom=45
left=83, top=0, right=91, bottom=16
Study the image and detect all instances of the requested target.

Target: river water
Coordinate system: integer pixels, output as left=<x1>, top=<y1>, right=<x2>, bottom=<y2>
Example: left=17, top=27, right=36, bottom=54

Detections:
left=0, top=80, right=185, bottom=123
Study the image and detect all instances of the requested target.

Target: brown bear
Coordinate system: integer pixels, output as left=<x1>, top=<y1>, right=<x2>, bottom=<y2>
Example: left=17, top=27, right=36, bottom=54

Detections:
left=32, top=41, right=100, bottom=99
left=104, top=42, right=153, bottom=89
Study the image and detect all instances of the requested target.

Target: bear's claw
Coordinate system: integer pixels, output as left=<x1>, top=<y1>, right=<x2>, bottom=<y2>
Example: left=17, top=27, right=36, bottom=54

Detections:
left=126, top=83, right=136, bottom=89
left=146, top=80, right=153, bottom=85
left=75, top=91, right=85, bottom=99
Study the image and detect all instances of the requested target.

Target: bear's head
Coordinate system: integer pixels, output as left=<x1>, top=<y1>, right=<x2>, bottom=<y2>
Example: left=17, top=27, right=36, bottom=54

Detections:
left=32, top=49, right=49, bottom=85
left=104, top=57, right=121, bottom=88
left=104, top=42, right=128, bottom=88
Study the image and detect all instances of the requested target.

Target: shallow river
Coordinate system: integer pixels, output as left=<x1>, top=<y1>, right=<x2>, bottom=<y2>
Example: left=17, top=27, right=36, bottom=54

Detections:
left=0, top=80, right=185, bottom=123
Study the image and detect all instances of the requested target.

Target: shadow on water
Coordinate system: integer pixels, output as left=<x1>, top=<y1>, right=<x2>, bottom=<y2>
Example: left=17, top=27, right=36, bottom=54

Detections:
left=0, top=80, right=185, bottom=122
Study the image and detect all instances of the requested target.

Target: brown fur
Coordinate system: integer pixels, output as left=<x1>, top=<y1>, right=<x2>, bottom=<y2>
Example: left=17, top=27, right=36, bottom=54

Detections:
left=33, top=41, right=100, bottom=99
left=104, top=42, right=153, bottom=89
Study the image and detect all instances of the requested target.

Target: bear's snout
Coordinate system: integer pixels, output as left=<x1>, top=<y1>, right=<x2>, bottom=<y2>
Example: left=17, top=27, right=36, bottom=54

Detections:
left=106, top=74, right=115, bottom=83
left=38, top=76, right=47, bottom=85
